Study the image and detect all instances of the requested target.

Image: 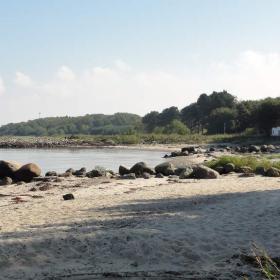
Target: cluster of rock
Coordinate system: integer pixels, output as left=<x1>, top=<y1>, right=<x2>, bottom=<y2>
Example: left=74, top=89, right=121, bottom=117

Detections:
left=45, top=167, right=116, bottom=179
left=118, top=161, right=219, bottom=180
left=213, top=162, right=280, bottom=177
left=0, top=160, right=41, bottom=185
left=164, top=144, right=280, bottom=158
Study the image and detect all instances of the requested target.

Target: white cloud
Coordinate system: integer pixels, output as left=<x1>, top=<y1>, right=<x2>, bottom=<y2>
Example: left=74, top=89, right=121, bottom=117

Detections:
left=0, top=77, right=5, bottom=94
left=1, top=52, right=280, bottom=125
left=114, top=59, right=131, bottom=72
left=57, top=66, right=76, bottom=81
left=14, top=71, right=33, bottom=88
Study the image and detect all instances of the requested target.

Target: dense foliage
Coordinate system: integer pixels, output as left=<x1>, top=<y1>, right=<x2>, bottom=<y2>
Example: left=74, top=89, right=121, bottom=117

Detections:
left=144, top=90, right=280, bottom=136
left=0, top=113, right=143, bottom=136
left=0, top=90, right=280, bottom=136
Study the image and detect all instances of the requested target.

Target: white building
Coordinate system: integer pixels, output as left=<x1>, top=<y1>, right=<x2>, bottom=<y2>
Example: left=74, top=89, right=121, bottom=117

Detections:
left=272, top=127, right=280, bottom=136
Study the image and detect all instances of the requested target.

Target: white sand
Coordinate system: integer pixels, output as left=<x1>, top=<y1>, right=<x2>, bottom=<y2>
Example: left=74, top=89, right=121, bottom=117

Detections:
left=0, top=174, right=280, bottom=279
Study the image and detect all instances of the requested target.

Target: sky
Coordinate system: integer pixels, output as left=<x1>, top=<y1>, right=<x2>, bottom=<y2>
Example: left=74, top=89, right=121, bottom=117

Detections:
left=1, top=0, right=280, bottom=125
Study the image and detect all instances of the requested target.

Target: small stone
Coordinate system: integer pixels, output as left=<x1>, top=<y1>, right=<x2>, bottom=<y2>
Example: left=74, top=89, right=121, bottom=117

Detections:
left=63, top=193, right=75, bottom=200
left=142, top=172, right=151, bottom=179
left=155, top=173, right=164, bottom=178
left=0, top=177, right=13, bottom=186
left=45, top=171, right=58, bottom=177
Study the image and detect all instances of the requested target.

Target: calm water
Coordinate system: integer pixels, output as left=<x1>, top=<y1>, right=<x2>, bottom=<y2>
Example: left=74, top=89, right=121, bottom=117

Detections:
left=0, top=148, right=165, bottom=173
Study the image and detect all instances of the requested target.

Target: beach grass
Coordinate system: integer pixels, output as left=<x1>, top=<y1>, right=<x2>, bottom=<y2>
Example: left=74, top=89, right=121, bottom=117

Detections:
left=206, top=155, right=280, bottom=171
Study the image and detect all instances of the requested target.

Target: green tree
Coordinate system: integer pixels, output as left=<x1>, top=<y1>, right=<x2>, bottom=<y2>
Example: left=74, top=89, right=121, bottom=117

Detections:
left=164, top=120, right=190, bottom=135
left=207, top=107, right=236, bottom=134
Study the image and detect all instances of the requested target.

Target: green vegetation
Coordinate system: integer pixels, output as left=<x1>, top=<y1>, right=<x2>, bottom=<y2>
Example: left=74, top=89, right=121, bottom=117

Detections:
left=206, top=155, right=280, bottom=171
left=0, top=90, right=280, bottom=137
left=252, top=244, right=280, bottom=280
left=0, top=113, right=142, bottom=136
left=144, top=91, right=280, bottom=136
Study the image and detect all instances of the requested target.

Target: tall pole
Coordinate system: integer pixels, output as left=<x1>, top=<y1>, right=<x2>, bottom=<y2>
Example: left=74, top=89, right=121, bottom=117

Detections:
left=224, top=122, right=226, bottom=134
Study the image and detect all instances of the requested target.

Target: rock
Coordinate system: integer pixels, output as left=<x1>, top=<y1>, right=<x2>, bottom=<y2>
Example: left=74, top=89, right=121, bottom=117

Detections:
left=234, top=146, right=241, bottom=153
left=59, top=172, right=72, bottom=177
left=14, top=163, right=41, bottom=182
left=0, top=160, right=22, bottom=179
left=179, top=167, right=193, bottom=179
left=224, top=163, right=235, bottom=174
left=240, top=146, right=248, bottom=153
left=65, top=168, right=75, bottom=174
left=29, top=187, right=37, bottom=191
left=181, top=146, right=198, bottom=153
left=191, top=165, right=219, bottom=179
left=45, top=171, right=58, bottom=177
left=0, top=177, right=13, bottom=186
left=209, top=147, right=215, bottom=152
left=155, top=173, right=164, bottom=178
left=267, top=145, right=276, bottom=151
left=63, top=193, right=75, bottom=200
left=73, top=167, right=86, bottom=176
left=175, top=167, right=193, bottom=179
left=238, top=166, right=253, bottom=174
left=142, top=172, right=151, bottom=179
left=260, top=145, right=268, bottom=152
left=86, top=169, right=103, bottom=178
left=130, top=162, right=154, bottom=176
left=248, top=145, right=260, bottom=153
left=214, top=166, right=224, bottom=175
left=120, top=173, right=136, bottom=180
left=119, top=165, right=130, bottom=176
left=255, top=166, right=266, bottom=176
left=155, top=162, right=175, bottom=176
left=170, top=151, right=182, bottom=157
left=266, top=167, right=280, bottom=177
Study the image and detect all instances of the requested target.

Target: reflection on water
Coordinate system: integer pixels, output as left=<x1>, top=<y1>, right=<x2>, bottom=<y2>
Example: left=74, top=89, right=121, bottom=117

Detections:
left=0, top=148, right=165, bottom=173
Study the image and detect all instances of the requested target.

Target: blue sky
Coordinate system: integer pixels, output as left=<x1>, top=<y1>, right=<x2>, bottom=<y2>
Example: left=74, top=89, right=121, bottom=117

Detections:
left=1, top=0, right=280, bottom=124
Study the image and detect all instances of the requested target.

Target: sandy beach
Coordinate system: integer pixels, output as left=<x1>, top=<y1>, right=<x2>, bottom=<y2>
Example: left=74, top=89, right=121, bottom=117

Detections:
left=1, top=168, right=280, bottom=279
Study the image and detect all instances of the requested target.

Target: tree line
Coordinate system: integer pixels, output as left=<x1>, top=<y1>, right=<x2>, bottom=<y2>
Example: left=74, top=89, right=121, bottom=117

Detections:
left=143, top=91, right=280, bottom=135
left=0, top=91, right=279, bottom=136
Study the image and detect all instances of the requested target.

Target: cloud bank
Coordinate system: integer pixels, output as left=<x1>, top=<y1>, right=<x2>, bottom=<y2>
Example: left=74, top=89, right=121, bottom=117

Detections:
left=1, top=51, right=280, bottom=125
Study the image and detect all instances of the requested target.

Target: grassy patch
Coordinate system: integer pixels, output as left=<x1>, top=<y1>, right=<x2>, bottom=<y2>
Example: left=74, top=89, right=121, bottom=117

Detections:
left=206, top=155, right=280, bottom=171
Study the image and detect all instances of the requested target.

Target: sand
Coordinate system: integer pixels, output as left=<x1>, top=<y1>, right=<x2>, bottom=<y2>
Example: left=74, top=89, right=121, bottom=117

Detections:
left=0, top=172, right=280, bottom=279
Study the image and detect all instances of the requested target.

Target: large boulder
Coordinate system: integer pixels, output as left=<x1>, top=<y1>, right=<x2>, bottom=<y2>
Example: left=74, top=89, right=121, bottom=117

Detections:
left=178, top=167, right=193, bottom=179
left=224, top=163, right=235, bottom=174
left=266, top=167, right=280, bottom=177
left=0, top=160, right=22, bottom=179
left=191, top=165, right=219, bottom=179
left=130, top=162, right=154, bottom=177
left=15, top=163, right=41, bottom=182
left=155, top=162, right=175, bottom=176
left=119, top=165, right=130, bottom=176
